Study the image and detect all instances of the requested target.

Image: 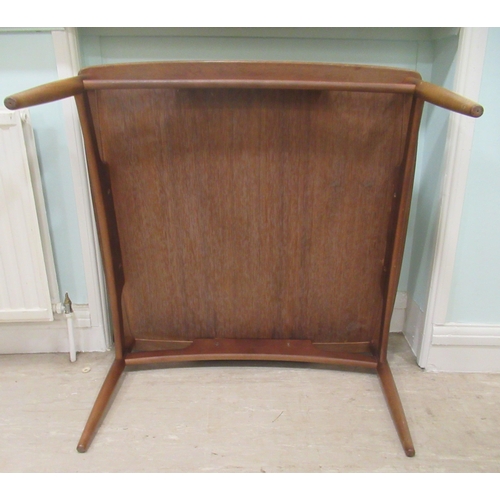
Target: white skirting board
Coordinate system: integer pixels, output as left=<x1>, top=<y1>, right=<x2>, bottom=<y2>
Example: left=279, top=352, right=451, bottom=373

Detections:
left=4, top=291, right=498, bottom=371
left=426, top=324, right=500, bottom=373
left=403, top=295, right=500, bottom=373
left=425, top=344, right=500, bottom=373
left=1, top=291, right=408, bottom=356
left=0, top=305, right=108, bottom=354
left=402, top=294, right=426, bottom=360
left=389, top=291, right=408, bottom=334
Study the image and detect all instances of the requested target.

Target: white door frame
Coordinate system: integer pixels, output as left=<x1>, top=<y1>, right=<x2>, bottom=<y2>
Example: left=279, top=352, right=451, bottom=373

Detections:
left=418, top=28, right=488, bottom=367
left=51, top=28, right=111, bottom=350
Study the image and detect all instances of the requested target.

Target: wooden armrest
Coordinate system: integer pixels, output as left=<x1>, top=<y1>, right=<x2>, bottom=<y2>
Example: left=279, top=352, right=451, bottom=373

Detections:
left=4, top=73, right=484, bottom=119
left=409, top=78, right=483, bottom=117
left=3, top=76, right=84, bottom=110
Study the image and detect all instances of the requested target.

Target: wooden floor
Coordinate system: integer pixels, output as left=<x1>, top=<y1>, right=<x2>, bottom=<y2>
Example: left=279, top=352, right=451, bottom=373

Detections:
left=1, top=333, right=499, bottom=472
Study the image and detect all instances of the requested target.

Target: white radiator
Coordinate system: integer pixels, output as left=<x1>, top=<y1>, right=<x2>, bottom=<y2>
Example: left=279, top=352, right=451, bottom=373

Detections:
left=0, top=110, right=58, bottom=322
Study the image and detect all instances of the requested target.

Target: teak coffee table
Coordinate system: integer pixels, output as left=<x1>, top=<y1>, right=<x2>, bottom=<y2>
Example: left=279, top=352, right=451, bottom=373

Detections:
left=5, top=62, right=483, bottom=456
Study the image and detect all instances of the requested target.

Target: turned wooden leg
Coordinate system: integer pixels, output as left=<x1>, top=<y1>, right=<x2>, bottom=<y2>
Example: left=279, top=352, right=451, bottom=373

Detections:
left=377, top=360, right=415, bottom=457
left=77, top=358, right=125, bottom=453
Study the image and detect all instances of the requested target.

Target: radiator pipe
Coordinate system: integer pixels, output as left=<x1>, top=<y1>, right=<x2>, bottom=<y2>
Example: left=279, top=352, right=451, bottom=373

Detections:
left=63, top=292, right=76, bottom=362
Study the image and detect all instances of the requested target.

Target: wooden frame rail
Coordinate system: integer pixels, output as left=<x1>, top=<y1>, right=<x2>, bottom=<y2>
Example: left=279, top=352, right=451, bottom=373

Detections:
left=5, top=65, right=483, bottom=117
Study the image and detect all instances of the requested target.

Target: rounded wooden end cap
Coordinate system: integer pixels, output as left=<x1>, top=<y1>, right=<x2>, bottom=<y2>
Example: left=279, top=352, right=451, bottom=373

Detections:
left=4, top=97, right=18, bottom=110
left=471, top=105, right=484, bottom=118
left=76, top=444, right=87, bottom=453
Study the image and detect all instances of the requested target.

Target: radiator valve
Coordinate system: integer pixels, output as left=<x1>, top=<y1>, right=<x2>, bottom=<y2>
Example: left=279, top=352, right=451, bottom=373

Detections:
left=63, top=292, right=73, bottom=315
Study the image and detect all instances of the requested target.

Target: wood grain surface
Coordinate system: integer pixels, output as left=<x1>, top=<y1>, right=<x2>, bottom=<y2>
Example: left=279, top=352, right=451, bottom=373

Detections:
left=86, top=87, right=412, bottom=344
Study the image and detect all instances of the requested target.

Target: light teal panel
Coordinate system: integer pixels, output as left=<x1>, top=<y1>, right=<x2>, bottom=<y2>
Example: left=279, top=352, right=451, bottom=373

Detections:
left=0, top=32, right=88, bottom=304
left=446, top=28, right=500, bottom=324
left=78, top=27, right=437, bottom=69
left=398, top=39, right=434, bottom=292
left=405, top=35, right=459, bottom=310
left=83, top=35, right=421, bottom=68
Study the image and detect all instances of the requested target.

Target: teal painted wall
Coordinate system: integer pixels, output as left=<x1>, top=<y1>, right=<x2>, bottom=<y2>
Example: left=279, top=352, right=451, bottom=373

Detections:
left=0, top=31, right=88, bottom=304
left=79, top=28, right=429, bottom=68
left=446, top=28, right=500, bottom=324
left=405, top=35, right=459, bottom=310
